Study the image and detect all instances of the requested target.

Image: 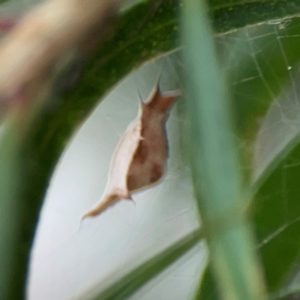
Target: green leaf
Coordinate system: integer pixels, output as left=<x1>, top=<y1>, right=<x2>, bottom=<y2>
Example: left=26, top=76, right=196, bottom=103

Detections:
left=210, top=0, right=300, bottom=34
left=197, top=76, right=300, bottom=298
left=85, top=229, right=202, bottom=300
left=253, top=135, right=300, bottom=291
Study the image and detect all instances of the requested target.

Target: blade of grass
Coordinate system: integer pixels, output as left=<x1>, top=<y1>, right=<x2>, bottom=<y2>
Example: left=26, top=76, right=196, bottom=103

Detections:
left=82, top=228, right=203, bottom=300
left=181, top=0, right=267, bottom=299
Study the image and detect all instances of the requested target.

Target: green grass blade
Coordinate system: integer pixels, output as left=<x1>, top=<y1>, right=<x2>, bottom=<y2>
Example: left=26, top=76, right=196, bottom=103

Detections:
left=181, top=0, right=267, bottom=299
left=83, top=229, right=202, bottom=300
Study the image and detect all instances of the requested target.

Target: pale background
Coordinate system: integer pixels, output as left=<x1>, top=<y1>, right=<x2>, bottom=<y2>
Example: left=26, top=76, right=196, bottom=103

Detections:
left=28, top=53, right=204, bottom=300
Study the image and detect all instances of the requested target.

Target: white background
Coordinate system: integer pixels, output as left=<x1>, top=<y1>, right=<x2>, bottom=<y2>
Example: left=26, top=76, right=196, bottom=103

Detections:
left=28, top=53, right=204, bottom=300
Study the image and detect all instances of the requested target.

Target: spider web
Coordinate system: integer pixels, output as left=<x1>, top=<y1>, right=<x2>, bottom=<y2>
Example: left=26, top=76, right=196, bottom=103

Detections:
left=28, top=17, right=300, bottom=300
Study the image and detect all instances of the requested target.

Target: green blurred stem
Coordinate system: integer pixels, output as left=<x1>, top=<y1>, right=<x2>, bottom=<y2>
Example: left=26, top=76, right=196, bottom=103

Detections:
left=181, top=0, right=267, bottom=299
left=0, top=116, right=23, bottom=300
left=89, top=229, right=202, bottom=300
